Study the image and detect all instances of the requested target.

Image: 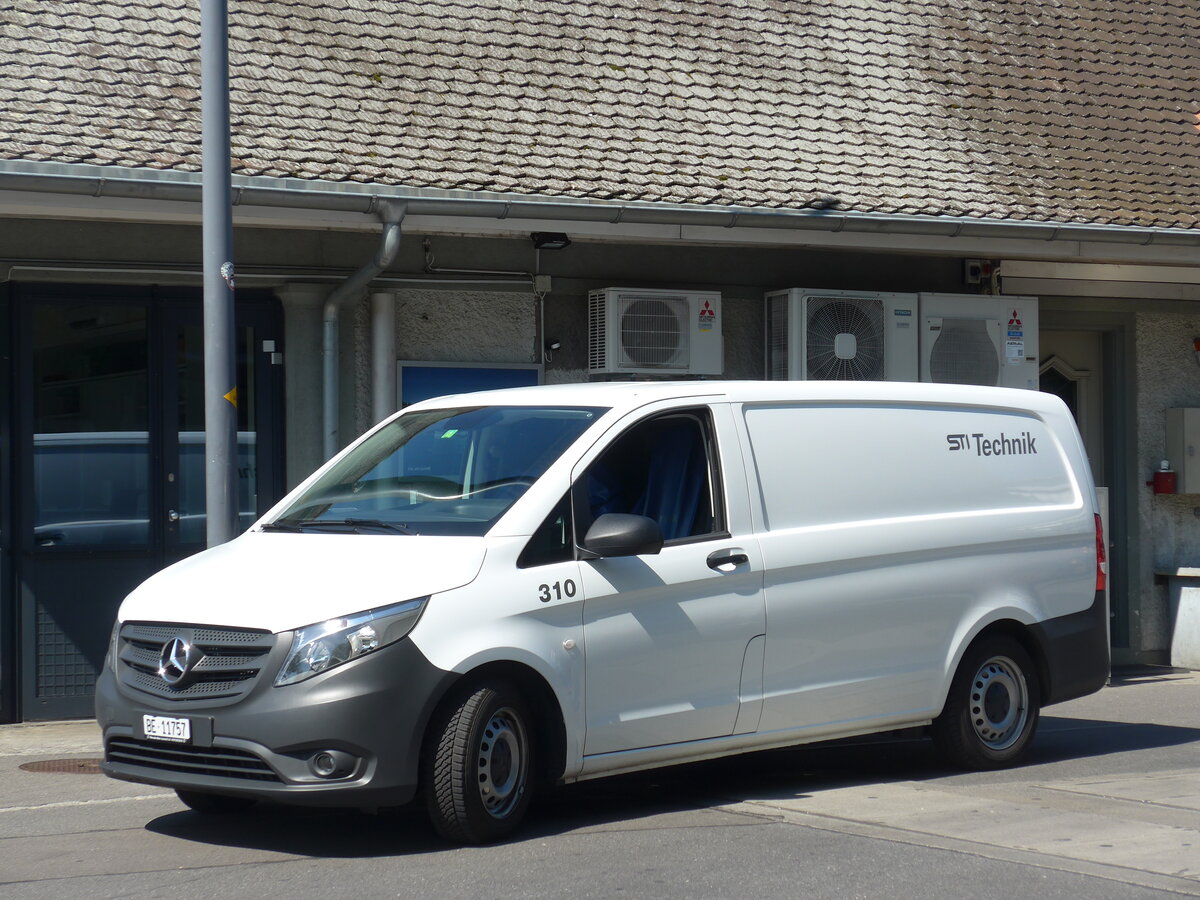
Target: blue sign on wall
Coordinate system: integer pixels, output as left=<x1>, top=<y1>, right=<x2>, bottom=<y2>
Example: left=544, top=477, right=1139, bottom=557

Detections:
left=399, top=364, right=540, bottom=407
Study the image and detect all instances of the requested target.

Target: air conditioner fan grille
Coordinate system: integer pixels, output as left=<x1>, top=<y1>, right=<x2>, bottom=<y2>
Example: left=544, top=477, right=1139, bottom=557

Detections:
left=806, top=297, right=885, bottom=380
left=619, top=298, right=687, bottom=368
left=928, top=318, right=1000, bottom=385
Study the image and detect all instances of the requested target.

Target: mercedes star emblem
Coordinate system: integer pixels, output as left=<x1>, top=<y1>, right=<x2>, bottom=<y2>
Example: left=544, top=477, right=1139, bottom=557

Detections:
left=158, top=636, right=200, bottom=688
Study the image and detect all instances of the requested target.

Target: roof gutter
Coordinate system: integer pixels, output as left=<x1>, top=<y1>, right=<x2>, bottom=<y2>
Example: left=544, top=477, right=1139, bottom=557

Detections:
left=2, top=160, right=1199, bottom=249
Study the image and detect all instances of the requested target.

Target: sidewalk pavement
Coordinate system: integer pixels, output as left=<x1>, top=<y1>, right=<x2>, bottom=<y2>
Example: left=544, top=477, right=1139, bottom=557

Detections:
left=0, top=718, right=102, bottom=757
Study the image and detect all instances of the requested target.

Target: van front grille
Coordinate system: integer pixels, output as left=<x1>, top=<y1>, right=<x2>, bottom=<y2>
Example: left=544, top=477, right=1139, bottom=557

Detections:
left=117, top=622, right=276, bottom=701
left=106, top=736, right=280, bottom=782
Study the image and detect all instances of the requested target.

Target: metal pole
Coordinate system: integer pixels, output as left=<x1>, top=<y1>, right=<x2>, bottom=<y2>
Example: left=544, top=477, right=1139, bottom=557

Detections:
left=201, top=0, right=238, bottom=546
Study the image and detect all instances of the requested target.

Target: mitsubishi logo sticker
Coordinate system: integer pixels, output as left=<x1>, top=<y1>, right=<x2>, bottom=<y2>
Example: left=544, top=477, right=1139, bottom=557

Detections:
left=158, top=636, right=201, bottom=688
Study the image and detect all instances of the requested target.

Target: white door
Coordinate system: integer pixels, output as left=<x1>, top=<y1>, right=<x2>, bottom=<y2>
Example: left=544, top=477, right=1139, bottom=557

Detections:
left=1040, top=328, right=1111, bottom=641
left=577, top=406, right=765, bottom=756
left=1039, top=330, right=1104, bottom=487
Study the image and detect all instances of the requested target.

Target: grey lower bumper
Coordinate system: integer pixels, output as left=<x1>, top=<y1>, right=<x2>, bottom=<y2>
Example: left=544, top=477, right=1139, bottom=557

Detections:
left=1033, top=590, right=1111, bottom=707
left=95, top=638, right=457, bottom=808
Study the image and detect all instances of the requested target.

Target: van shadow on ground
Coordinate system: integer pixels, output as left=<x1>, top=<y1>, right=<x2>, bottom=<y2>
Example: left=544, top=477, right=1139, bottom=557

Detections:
left=144, top=713, right=1200, bottom=857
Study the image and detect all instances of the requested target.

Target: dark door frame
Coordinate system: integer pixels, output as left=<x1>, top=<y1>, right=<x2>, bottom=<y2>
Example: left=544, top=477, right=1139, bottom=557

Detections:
left=1039, top=306, right=1135, bottom=652
left=4, top=282, right=284, bottom=722
left=0, top=284, right=14, bottom=722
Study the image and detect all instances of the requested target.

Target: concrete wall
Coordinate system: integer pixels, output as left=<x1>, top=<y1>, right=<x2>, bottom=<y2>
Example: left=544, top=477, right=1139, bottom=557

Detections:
left=1136, top=310, right=1200, bottom=657
left=338, top=284, right=768, bottom=439
left=351, top=288, right=539, bottom=437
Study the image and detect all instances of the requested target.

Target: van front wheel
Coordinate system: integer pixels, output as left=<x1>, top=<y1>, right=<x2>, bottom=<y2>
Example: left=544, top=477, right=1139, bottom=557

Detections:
left=932, top=637, right=1040, bottom=770
left=425, top=681, right=533, bottom=843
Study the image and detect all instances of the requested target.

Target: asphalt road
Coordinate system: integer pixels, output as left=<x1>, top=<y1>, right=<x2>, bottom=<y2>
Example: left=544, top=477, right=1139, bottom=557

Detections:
left=1, top=668, right=1197, bottom=899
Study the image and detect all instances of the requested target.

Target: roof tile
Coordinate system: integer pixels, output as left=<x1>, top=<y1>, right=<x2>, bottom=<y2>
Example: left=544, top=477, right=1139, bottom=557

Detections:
left=2, top=0, right=1199, bottom=227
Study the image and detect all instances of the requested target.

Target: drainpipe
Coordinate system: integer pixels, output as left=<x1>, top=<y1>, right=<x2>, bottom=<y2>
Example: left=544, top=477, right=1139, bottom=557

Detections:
left=323, top=201, right=405, bottom=460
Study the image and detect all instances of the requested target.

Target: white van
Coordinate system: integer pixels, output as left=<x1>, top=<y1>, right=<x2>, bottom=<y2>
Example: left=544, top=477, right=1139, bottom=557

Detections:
left=96, top=381, right=1109, bottom=843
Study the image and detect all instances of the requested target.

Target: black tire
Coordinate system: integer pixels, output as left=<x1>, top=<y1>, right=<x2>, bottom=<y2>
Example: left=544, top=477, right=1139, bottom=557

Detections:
left=932, top=636, right=1040, bottom=770
left=424, top=681, right=533, bottom=844
left=175, top=788, right=256, bottom=814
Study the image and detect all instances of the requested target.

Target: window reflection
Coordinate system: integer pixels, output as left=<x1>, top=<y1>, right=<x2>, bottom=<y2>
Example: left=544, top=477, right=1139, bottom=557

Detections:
left=174, top=324, right=257, bottom=545
left=33, top=304, right=149, bottom=548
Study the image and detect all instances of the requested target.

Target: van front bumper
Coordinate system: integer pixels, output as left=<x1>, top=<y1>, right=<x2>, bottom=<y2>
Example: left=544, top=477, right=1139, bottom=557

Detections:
left=95, top=637, right=457, bottom=808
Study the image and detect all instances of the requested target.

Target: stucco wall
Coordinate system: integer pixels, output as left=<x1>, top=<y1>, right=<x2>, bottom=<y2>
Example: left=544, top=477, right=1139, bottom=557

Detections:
left=392, top=289, right=538, bottom=363
left=352, top=288, right=538, bottom=435
left=1136, top=311, right=1200, bottom=654
left=332, top=283, right=768, bottom=461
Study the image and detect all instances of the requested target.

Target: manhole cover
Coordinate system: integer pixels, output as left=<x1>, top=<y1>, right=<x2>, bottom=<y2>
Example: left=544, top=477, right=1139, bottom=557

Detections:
left=19, top=758, right=102, bottom=774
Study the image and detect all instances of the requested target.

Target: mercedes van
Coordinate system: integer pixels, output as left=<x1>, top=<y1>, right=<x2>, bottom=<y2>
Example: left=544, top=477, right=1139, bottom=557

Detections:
left=96, top=381, right=1109, bottom=843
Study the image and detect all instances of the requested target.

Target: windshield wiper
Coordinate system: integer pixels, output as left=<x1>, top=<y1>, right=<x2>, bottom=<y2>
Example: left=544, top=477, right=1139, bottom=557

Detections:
left=299, top=518, right=417, bottom=535
left=259, top=521, right=301, bottom=532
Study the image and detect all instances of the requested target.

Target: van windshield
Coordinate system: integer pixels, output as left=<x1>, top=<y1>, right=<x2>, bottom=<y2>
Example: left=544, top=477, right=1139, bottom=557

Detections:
left=267, top=406, right=606, bottom=536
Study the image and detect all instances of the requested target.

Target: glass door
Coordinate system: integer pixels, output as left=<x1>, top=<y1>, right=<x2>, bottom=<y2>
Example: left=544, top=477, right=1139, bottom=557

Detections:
left=24, top=295, right=156, bottom=720
left=19, top=287, right=282, bottom=720
left=160, top=303, right=282, bottom=566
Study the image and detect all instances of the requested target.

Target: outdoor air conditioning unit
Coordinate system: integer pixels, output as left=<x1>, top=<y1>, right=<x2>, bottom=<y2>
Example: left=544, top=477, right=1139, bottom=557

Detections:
left=919, top=294, right=1039, bottom=390
left=764, top=289, right=919, bottom=381
left=588, top=288, right=723, bottom=376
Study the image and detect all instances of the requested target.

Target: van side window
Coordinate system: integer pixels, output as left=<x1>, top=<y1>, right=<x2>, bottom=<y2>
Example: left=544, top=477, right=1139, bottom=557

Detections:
left=578, top=410, right=723, bottom=543
left=517, top=492, right=573, bottom=568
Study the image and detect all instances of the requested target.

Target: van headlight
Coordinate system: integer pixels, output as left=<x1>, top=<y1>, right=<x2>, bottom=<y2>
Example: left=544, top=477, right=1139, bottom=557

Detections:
left=106, top=621, right=121, bottom=673
left=275, top=597, right=427, bottom=687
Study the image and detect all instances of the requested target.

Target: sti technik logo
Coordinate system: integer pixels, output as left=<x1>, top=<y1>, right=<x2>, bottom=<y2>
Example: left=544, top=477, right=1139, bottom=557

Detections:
left=947, top=431, right=1038, bottom=457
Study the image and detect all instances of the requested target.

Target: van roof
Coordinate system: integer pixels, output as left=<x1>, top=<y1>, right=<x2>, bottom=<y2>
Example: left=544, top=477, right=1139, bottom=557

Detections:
left=403, top=380, right=1067, bottom=417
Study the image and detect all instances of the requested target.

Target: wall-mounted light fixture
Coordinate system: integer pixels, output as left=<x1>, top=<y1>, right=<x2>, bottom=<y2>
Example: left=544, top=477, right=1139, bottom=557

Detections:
left=531, top=232, right=571, bottom=250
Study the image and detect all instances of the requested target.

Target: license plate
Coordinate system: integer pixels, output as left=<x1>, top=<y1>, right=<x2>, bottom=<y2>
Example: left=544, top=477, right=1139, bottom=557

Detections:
left=143, top=714, right=191, bottom=743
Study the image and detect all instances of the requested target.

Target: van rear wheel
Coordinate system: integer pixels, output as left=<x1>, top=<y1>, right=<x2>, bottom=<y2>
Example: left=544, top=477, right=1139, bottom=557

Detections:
left=932, top=636, right=1040, bottom=770
left=425, top=680, right=533, bottom=844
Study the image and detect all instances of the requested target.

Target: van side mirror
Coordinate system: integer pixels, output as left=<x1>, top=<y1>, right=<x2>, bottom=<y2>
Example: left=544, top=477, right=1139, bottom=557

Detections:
left=580, top=513, right=663, bottom=558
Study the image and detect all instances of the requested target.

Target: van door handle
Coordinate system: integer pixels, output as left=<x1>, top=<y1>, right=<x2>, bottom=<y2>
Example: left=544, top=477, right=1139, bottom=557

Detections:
left=707, top=549, right=749, bottom=571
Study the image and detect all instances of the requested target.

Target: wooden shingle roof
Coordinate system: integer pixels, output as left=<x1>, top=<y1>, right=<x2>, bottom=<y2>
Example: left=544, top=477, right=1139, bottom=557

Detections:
left=3, top=0, right=1199, bottom=228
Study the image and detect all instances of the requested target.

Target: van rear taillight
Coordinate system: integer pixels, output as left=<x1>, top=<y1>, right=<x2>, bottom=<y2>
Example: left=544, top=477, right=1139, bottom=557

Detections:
left=1094, top=514, right=1107, bottom=592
